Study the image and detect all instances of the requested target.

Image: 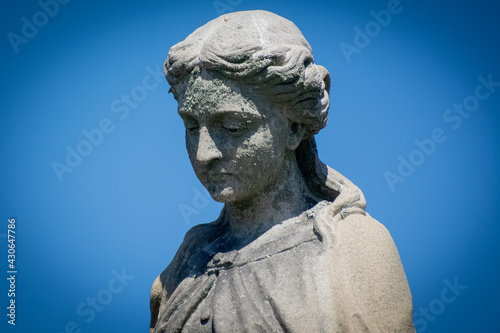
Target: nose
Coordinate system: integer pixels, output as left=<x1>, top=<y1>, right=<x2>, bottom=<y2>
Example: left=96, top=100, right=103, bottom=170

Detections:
left=196, top=126, right=222, bottom=165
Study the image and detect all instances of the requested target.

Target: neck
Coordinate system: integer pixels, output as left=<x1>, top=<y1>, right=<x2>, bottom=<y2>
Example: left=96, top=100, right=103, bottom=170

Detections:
left=222, top=153, right=317, bottom=246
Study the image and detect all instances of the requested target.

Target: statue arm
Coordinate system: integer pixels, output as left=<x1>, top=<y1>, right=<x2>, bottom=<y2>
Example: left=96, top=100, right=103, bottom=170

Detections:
left=336, top=213, right=416, bottom=332
left=149, top=275, right=163, bottom=333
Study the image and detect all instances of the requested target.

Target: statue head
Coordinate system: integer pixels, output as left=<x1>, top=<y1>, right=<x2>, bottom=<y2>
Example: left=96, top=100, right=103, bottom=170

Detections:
left=165, top=10, right=331, bottom=139
left=164, top=10, right=365, bottom=213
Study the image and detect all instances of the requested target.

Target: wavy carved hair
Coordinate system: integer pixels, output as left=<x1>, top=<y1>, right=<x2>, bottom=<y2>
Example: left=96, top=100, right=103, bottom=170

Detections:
left=164, top=10, right=330, bottom=137
left=163, top=10, right=366, bottom=215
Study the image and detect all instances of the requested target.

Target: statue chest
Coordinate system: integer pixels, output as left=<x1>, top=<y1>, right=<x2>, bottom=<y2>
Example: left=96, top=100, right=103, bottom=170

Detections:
left=155, top=237, right=340, bottom=333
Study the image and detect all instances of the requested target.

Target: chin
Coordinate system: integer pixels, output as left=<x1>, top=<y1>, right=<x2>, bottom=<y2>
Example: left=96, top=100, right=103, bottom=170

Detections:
left=206, top=184, right=259, bottom=204
left=205, top=185, right=236, bottom=203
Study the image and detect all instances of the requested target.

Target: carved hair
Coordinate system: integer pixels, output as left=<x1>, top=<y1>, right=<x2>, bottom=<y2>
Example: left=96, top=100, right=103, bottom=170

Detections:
left=164, top=10, right=366, bottom=216
left=164, top=10, right=329, bottom=137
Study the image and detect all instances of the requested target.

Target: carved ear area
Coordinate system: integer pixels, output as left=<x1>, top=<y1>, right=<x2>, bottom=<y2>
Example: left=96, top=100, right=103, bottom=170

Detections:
left=287, top=122, right=306, bottom=150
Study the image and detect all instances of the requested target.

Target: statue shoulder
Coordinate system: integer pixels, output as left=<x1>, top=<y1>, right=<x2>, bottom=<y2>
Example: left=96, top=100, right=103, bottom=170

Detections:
left=149, top=220, right=224, bottom=332
left=336, top=213, right=403, bottom=265
left=334, top=213, right=415, bottom=332
left=338, top=213, right=394, bottom=246
left=158, top=219, right=224, bottom=282
left=176, top=220, right=226, bottom=265
left=149, top=274, right=162, bottom=332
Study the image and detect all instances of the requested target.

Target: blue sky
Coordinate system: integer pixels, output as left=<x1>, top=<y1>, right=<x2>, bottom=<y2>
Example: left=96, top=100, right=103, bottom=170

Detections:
left=1, top=0, right=499, bottom=332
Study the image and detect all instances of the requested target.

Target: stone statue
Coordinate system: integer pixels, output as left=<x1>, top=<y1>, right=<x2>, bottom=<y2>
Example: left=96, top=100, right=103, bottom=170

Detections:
left=150, top=10, right=415, bottom=333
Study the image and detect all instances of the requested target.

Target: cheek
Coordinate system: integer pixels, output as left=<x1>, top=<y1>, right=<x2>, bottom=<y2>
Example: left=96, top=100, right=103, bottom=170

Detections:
left=235, top=129, right=284, bottom=173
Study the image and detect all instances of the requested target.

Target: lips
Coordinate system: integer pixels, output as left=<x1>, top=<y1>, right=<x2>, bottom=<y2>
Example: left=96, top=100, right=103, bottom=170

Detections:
left=205, top=166, right=231, bottom=176
left=207, top=172, right=230, bottom=181
left=208, top=171, right=229, bottom=176
left=200, top=168, right=233, bottom=184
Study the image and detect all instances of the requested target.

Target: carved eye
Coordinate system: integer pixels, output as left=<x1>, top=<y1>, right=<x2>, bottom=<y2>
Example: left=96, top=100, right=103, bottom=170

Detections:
left=218, top=112, right=258, bottom=135
left=224, top=126, right=240, bottom=133
left=183, top=118, right=199, bottom=133
left=221, top=119, right=249, bottom=134
left=184, top=122, right=199, bottom=133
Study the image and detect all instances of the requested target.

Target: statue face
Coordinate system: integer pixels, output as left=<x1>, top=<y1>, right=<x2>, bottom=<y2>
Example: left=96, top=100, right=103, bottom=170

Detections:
left=177, top=70, right=291, bottom=203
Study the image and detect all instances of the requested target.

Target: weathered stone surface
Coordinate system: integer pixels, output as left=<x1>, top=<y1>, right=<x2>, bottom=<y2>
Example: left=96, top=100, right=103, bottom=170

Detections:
left=151, top=10, right=415, bottom=332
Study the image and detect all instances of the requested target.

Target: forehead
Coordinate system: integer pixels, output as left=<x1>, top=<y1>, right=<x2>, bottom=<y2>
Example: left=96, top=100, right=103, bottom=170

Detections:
left=176, top=70, right=266, bottom=117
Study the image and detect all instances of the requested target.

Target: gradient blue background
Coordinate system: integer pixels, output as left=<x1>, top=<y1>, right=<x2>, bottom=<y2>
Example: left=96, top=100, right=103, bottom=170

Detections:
left=1, top=0, right=499, bottom=332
